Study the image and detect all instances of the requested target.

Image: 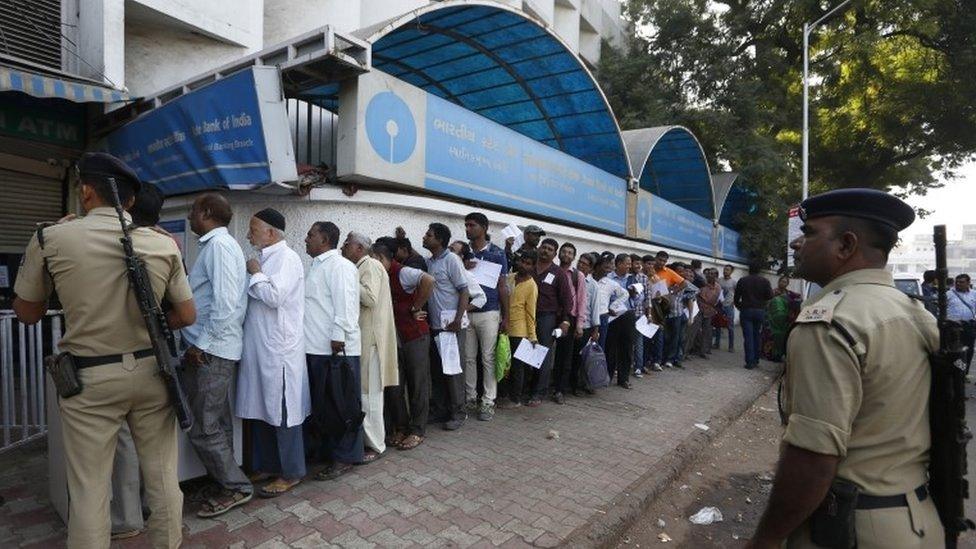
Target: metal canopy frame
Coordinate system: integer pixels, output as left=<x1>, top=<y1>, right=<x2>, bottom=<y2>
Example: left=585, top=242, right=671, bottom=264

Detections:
left=92, top=25, right=370, bottom=136
left=622, top=126, right=716, bottom=220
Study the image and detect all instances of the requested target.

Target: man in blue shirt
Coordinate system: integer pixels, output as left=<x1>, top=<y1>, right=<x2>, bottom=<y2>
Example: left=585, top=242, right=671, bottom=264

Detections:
left=182, top=193, right=252, bottom=517
left=947, top=273, right=976, bottom=371
left=464, top=212, right=509, bottom=421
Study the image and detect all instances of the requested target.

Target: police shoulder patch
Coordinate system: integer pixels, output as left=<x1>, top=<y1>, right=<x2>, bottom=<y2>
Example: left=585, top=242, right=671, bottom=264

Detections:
left=795, top=289, right=846, bottom=324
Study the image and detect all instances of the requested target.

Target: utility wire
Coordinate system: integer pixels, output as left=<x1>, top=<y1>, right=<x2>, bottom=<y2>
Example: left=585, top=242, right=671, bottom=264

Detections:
left=8, top=0, right=122, bottom=90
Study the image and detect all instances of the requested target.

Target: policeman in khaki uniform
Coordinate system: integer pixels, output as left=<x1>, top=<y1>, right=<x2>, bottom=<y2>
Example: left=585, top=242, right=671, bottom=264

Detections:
left=12, top=153, right=195, bottom=549
left=747, top=189, right=943, bottom=549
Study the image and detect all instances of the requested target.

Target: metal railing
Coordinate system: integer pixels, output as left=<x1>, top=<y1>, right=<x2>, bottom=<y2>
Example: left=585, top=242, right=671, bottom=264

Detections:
left=0, top=310, right=62, bottom=453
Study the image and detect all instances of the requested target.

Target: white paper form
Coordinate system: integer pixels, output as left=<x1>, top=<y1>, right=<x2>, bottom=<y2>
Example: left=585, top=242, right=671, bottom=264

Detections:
left=500, top=224, right=524, bottom=250
left=471, top=259, right=503, bottom=289
left=513, top=338, right=550, bottom=369
left=635, top=315, right=661, bottom=339
left=441, top=309, right=470, bottom=330
left=436, top=332, right=462, bottom=375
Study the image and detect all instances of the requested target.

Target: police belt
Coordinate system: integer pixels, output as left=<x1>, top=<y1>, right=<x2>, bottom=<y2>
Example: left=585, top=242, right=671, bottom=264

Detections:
left=74, top=349, right=154, bottom=369
left=856, top=485, right=928, bottom=510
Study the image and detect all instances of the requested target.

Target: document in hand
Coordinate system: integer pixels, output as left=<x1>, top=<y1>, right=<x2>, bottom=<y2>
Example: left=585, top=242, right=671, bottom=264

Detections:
left=513, top=338, right=549, bottom=369
left=471, top=259, right=503, bottom=288
left=628, top=283, right=644, bottom=295
left=500, top=224, right=524, bottom=250
left=436, top=332, right=462, bottom=375
left=635, top=315, right=660, bottom=339
left=441, top=309, right=470, bottom=330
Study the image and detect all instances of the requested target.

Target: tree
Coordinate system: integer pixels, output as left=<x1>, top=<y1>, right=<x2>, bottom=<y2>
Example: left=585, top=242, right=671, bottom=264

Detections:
left=599, top=0, right=976, bottom=263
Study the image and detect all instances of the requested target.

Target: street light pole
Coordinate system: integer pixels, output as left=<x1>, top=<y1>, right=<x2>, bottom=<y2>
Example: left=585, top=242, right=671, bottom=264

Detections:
left=802, top=0, right=853, bottom=200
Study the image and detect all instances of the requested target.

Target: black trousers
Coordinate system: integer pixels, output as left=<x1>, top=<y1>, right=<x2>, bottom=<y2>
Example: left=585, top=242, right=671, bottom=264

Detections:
left=385, top=334, right=431, bottom=436
left=429, top=329, right=466, bottom=422
left=552, top=317, right=577, bottom=394
left=606, top=311, right=635, bottom=384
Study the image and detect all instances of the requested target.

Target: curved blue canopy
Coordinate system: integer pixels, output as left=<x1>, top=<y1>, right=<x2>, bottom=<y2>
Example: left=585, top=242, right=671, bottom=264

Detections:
left=719, top=180, right=758, bottom=229
left=351, top=0, right=631, bottom=179
left=622, top=126, right=714, bottom=219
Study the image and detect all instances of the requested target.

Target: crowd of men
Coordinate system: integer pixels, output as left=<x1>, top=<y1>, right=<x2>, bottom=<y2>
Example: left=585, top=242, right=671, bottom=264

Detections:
left=171, top=200, right=779, bottom=516
left=11, top=153, right=775, bottom=547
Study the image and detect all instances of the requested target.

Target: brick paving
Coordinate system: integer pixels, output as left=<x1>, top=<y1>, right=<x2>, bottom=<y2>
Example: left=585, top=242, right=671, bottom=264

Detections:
left=0, top=351, right=778, bottom=548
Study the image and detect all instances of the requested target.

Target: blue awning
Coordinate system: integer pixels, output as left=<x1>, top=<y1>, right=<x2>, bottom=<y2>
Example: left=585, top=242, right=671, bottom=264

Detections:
left=295, top=1, right=632, bottom=180
left=0, top=65, right=129, bottom=104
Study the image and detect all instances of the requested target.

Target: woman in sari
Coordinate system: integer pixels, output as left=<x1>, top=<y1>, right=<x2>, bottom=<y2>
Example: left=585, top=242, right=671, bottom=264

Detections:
left=763, top=276, right=802, bottom=362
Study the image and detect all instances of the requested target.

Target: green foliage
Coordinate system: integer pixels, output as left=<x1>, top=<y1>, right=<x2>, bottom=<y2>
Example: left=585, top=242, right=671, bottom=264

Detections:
left=599, top=0, right=976, bottom=263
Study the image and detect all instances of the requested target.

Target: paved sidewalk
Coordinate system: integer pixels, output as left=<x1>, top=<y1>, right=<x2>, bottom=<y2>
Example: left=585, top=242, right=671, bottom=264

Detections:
left=0, top=350, right=779, bottom=548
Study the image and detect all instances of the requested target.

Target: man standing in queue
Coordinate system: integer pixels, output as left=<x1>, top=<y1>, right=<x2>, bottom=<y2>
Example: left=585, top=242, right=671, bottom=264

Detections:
left=747, top=188, right=943, bottom=549
left=13, top=152, right=195, bottom=548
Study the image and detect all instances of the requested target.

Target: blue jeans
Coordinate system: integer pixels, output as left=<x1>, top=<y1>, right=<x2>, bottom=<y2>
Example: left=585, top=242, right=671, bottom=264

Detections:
left=644, top=329, right=665, bottom=364
left=740, top=308, right=766, bottom=366
left=632, top=322, right=645, bottom=372
left=665, top=315, right=686, bottom=364
left=713, top=304, right=735, bottom=349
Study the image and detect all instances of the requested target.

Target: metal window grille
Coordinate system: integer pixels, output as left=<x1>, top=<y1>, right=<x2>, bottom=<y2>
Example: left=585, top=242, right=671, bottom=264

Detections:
left=0, top=0, right=63, bottom=71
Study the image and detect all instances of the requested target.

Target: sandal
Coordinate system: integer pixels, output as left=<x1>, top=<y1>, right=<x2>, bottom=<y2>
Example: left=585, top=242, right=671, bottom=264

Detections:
left=386, top=431, right=406, bottom=447
left=258, top=478, right=301, bottom=498
left=197, top=490, right=253, bottom=518
left=397, top=434, right=424, bottom=451
left=314, top=462, right=353, bottom=481
left=248, top=471, right=273, bottom=483
left=358, top=449, right=384, bottom=465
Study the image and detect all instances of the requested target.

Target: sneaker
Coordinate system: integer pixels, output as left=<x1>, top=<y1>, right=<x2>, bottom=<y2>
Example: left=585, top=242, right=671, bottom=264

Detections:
left=618, top=381, right=633, bottom=389
left=552, top=392, right=565, bottom=405
left=478, top=402, right=495, bottom=421
left=674, top=362, right=684, bottom=368
left=744, top=363, right=757, bottom=370
left=464, top=400, right=479, bottom=414
left=651, top=363, right=663, bottom=372
left=633, top=369, right=644, bottom=378
left=443, top=414, right=466, bottom=431
left=496, top=399, right=521, bottom=410
left=664, top=362, right=674, bottom=368
left=526, top=399, right=542, bottom=408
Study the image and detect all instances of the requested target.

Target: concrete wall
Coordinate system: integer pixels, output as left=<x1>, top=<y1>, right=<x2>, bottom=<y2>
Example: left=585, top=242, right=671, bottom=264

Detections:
left=162, top=186, right=744, bottom=274
left=263, top=0, right=360, bottom=46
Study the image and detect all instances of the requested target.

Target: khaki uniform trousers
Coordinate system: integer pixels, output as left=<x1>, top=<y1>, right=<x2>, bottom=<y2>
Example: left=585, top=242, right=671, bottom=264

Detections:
left=59, top=353, right=182, bottom=549
left=787, top=490, right=944, bottom=549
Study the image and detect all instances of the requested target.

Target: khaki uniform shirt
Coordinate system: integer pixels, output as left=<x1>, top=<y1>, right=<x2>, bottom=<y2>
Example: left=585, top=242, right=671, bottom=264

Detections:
left=13, top=207, right=192, bottom=357
left=782, top=269, right=938, bottom=496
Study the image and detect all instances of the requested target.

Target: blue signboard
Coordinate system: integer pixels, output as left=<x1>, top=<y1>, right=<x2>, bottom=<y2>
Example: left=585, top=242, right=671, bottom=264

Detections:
left=649, top=197, right=714, bottom=255
left=422, top=94, right=627, bottom=233
left=721, top=227, right=748, bottom=261
left=105, top=68, right=284, bottom=195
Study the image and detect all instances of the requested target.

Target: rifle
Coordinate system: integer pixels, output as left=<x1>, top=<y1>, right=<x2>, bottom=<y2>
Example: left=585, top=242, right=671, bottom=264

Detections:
left=928, top=224, right=973, bottom=548
left=108, top=178, right=193, bottom=431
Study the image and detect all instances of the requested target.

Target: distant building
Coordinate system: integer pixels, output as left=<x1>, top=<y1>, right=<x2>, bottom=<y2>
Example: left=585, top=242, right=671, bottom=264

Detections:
left=888, top=225, right=975, bottom=278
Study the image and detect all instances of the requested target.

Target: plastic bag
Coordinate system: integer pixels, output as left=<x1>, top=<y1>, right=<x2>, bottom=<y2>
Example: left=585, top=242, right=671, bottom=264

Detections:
left=581, top=342, right=610, bottom=389
left=495, top=333, right=511, bottom=381
left=688, top=507, right=723, bottom=525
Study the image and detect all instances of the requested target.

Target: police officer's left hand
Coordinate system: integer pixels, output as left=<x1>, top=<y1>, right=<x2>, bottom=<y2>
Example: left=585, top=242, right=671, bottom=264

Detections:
left=246, top=258, right=261, bottom=274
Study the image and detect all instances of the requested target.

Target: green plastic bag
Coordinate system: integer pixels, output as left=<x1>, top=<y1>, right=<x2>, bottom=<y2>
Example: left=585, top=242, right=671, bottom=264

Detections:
left=495, top=333, right=512, bottom=381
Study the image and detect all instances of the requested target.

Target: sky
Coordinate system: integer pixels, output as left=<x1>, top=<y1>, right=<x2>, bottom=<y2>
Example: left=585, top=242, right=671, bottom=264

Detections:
left=900, top=159, right=975, bottom=241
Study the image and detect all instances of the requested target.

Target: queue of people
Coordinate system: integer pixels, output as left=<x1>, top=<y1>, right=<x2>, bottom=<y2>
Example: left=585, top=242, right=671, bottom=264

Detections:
left=11, top=153, right=781, bottom=548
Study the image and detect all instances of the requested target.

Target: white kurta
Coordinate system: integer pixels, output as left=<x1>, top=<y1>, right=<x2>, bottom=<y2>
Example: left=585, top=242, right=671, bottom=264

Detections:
left=236, top=240, right=311, bottom=428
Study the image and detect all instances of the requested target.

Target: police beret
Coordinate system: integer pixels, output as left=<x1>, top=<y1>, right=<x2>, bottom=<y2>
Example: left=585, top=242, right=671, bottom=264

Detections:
left=800, top=188, right=915, bottom=231
left=77, top=152, right=141, bottom=193
left=254, top=207, right=285, bottom=231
